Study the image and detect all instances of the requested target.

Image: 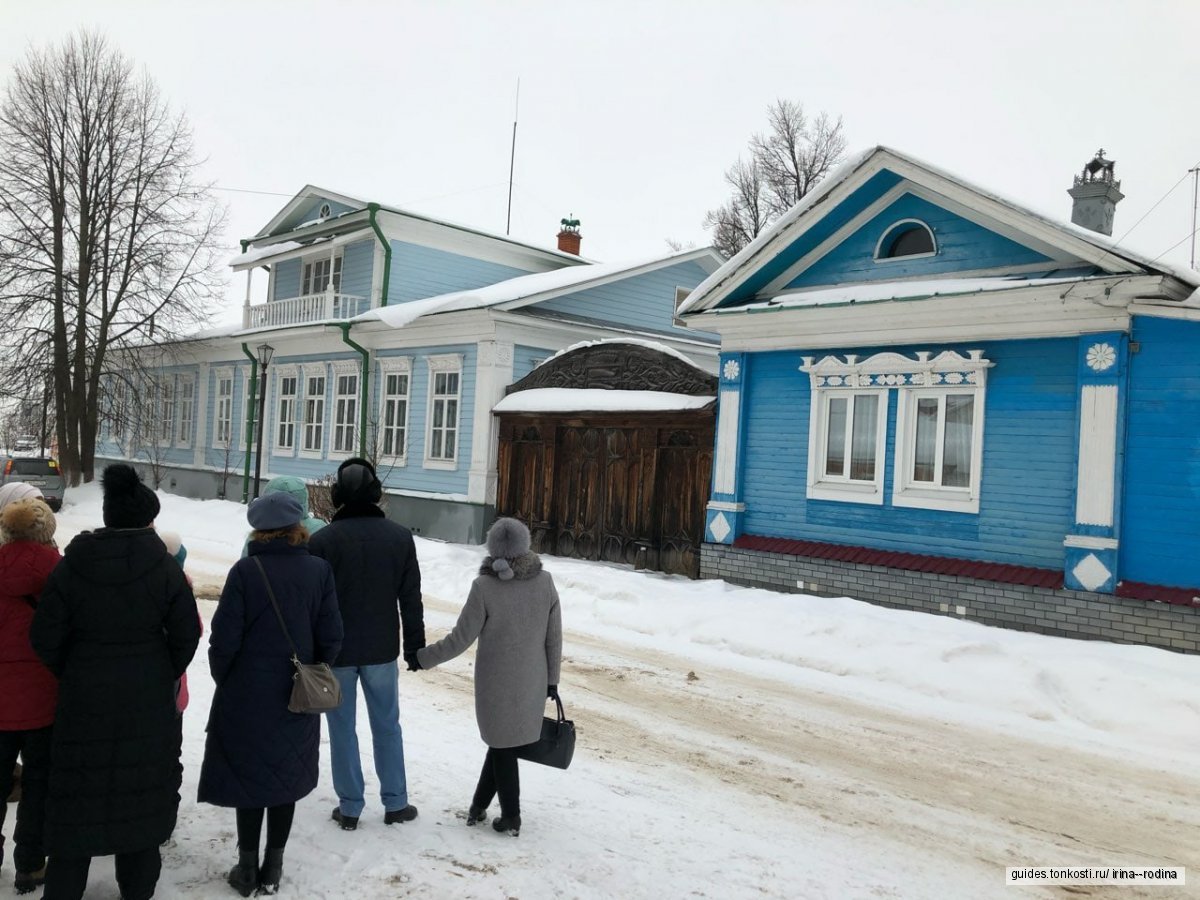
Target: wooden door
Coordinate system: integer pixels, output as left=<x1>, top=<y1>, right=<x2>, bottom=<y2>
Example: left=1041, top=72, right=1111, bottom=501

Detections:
left=654, top=428, right=713, bottom=577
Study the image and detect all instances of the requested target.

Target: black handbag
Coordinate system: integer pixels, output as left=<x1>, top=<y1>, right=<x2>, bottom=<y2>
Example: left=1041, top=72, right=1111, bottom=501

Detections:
left=251, top=557, right=343, bottom=715
left=515, top=695, right=576, bottom=770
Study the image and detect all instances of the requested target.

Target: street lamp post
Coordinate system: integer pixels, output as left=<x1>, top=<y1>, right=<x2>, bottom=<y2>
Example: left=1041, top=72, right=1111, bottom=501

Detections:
left=253, top=343, right=275, bottom=499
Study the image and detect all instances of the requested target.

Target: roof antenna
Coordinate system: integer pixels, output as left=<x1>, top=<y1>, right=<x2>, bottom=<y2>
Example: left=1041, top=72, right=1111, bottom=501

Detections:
left=506, top=78, right=520, bottom=236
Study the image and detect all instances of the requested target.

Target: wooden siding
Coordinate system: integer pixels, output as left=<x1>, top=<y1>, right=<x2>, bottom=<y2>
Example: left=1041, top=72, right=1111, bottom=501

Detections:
left=340, top=239, right=375, bottom=300
left=739, top=338, right=1077, bottom=568
left=388, top=240, right=536, bottom=303
left=534, top=259, right=718, bottom=340
left=785, top=193, right=1051, bottom=290
left=513, top=344, right=555, bottom=382
left=1121, top=316, right=1200, bottom=588
left=272, top=258, right=301, bottom=300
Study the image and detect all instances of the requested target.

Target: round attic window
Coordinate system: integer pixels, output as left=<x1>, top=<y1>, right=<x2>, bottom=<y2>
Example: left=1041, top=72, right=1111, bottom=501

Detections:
left=875, top=219, right=936, bottom=261
left=319, top=202, right=332, bottom=219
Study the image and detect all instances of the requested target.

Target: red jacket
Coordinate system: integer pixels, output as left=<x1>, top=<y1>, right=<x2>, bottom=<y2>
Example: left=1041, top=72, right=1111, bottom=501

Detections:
left=0, top=541, right=61, bottom=730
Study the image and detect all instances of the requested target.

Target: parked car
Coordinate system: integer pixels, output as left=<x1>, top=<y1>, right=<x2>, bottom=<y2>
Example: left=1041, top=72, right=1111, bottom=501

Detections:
left=12, top=437, right=36, bottom=454
left=1, top=455, right=65, bottom=511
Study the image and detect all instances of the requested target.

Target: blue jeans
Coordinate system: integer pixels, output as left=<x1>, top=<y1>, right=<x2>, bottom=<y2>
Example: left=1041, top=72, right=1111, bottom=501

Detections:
left=327, top=662, right=409, bottom=817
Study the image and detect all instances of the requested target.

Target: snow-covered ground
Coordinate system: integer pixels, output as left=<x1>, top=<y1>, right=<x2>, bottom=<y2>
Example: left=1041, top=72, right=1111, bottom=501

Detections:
left=2, top=483, right=1197, bottom=899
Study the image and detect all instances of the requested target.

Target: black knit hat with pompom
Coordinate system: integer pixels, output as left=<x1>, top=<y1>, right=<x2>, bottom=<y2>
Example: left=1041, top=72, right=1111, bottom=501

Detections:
left=102, top=464, right=160, bottom=529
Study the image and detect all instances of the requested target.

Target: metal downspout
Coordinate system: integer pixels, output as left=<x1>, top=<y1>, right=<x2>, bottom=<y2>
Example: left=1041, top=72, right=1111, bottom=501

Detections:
left=367, top=203, right=391, bottom=307
left=339, top=324, right=370, bottom=458
left=239, top=343, right=258, bottom=504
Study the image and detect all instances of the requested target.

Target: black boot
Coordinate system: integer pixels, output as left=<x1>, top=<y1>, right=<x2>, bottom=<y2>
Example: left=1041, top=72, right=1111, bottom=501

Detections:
left=258, top=848, right=284, bottom=895
left=227, top=850, right=258, bottom=898
left=466, top=805, right=488, bottom=826
left=492, top=814, right=521, bottom=837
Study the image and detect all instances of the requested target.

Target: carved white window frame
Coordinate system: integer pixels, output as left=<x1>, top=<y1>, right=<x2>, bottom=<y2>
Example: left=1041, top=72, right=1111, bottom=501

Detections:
left=272, top=365, right=299, bottom=455
left=424, top=353, right=463, bottom=470
left=378, top=356, right=412, bottom=466
left=299, top=364, right=328, bottom=459
left=330, top=361, right=360, bottom=459
left=212, top=367, right=234, bottom=450
left=805, top=388, right=889, bottom=505
left=800, top=350, right=992, bottom=513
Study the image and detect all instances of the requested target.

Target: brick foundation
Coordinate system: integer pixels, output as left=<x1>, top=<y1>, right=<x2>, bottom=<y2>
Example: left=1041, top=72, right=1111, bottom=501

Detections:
left=700, top=543, right=1200, bottom=654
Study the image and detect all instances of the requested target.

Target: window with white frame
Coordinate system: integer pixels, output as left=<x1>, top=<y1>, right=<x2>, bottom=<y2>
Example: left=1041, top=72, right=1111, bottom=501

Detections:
left=301, top=369, right=326, bottom=454
left=302, top=256, right=342, bottom=295
left=214, top=370, right=234, bottom=448
left=801, top=350, right=990, bottom=512
left=425, top=355, right=462, bottom=466
left=275, top=371, right=298, bottom=451
left=332, top=369, right=358, bottom=455
left=176, top=375, right=195, bottom=447
left=157, top=377, right=175, bottom=445
left=379, top=359, right=411, bottom=461
left=893, top=387, right=985, bottom=512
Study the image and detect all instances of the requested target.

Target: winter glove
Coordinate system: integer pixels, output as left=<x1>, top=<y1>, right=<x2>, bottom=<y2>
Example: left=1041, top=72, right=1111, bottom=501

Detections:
left=547, top=684, right=558, bottom=700
left=405, top=653, right=422, bottom=672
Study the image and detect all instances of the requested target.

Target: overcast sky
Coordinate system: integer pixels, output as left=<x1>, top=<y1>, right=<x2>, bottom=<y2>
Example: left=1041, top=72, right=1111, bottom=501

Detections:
left=4, top=0, right=1199, bottom=322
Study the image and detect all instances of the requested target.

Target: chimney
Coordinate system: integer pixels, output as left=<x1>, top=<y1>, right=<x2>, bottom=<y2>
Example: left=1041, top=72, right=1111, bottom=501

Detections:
left=1068, top=150, right=1124, bottom=236
left=556, top=216, right=581, bottom=255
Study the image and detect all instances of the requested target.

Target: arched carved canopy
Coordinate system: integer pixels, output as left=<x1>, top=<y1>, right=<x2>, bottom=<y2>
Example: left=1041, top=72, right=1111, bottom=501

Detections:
left=505, top=343, right=717, bottom=396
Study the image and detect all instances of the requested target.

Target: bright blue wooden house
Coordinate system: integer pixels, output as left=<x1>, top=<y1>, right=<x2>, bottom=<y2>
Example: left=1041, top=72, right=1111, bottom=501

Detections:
left=679, top=147, right=1200, bottom=652
left=97, top=186, right=722, bottom=541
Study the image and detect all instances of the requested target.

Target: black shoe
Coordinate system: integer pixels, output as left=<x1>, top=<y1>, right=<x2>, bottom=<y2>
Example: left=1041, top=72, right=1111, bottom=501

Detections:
left=14, top=866, right=46, bottom=895
left=492, top=815, right=521, bottom=837
left=227, top=850, right=258, bottom=898
left=466, top=805, right=488, bottom=826
left=331, top=808, right=359, bottom=831
left=383, top=805, right=418, bottom=825
left=257, top=848, right=283, bottom=895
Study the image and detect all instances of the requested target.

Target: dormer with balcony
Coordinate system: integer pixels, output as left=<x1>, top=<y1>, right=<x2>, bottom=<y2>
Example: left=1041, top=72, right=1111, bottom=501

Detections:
left=232, top=185, right=589, bottom=331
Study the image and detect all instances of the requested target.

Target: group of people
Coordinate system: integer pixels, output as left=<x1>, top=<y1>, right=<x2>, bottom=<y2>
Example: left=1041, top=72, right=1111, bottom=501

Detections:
left=0, top=456, right=563, bottom=898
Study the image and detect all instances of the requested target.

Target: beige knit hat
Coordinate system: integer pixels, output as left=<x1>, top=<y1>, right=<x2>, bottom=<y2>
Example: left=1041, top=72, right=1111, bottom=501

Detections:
left=0, top=497, right=57, bottom=546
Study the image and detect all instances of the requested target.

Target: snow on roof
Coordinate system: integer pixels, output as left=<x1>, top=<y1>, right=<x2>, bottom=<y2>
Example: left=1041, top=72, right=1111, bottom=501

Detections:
left=353, top=248, right=710, bottom=329
left=735, top=275, right=1088, bottom=312
left=227, top=240, right=306, bottom=267
left=542, top=337, right=704, bottom=369
left=494, top=388, right=714, bottom=414
left=678, top=145, right=1200, bottom=316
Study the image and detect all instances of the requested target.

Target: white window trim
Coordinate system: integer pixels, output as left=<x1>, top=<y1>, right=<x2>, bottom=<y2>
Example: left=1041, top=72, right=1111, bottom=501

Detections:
left=273, top=365, right=299, bottom=456
left=805, top=388, right=888, bottom=505
left=873, top=218, right=937, bottom=263
left=378, top=357, right=413, bottom=466
left=892, top=386, right=985, bottom=514
left=299, top=364, right=327, bottom=459
left=330, top=360, right=360, bottom=459
left=301, top=253, right=343, bottom=296
left=212, top=367, right=234, bottom=450
left=424, top=353, right=463, bottom=470
left=175, top=374, right=195, bottom=449
left=155, top=376, right=175, bottom=447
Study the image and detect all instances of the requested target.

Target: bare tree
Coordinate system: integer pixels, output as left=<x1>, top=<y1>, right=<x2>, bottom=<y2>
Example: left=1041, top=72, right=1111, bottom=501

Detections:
left=703, top=99, right=847, bottom=258
left=0, top=30, right=225, bottom=485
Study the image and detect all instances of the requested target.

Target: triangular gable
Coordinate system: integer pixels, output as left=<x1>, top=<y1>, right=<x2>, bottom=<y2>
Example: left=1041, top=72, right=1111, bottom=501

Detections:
left=254, top=185, right=367, bottom=239
left=679, top=146, right=1195, bottom=315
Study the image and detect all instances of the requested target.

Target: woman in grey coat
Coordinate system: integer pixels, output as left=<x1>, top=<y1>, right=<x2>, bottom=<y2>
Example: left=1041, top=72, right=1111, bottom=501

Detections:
left=415, top=518, right=561, bottom=837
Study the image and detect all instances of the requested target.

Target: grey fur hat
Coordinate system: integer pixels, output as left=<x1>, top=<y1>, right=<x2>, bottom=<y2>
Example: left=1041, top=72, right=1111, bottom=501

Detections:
left=485, top=517, right=531, bottom=581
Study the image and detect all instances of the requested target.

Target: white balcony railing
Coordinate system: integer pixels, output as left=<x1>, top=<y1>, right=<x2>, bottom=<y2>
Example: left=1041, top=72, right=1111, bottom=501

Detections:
left=244, top=289, right=370, bottom=329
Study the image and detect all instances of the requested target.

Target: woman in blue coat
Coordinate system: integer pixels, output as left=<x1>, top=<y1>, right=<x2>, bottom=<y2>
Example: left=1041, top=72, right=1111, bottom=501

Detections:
left=198, top=493, right=343, bottom=896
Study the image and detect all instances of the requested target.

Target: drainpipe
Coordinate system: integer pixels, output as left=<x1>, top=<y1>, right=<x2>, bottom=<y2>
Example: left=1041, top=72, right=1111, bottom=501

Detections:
left=338, top=323, right=370, bottom=458
left=239, top=343, right=258, bottom=504
left=367, top=203, right=392, bottom=308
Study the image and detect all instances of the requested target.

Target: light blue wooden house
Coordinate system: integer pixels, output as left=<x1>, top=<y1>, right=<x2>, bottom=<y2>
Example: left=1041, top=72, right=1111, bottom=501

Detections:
left=98, top=186, right=722, bottom=541
left=679, top=147, right=1200, bottom=652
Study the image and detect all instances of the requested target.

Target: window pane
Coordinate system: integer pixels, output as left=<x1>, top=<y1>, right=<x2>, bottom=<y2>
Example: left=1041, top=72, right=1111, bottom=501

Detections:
left=446, top=399, right=457, bottom=422
left=824, top=397, right=847, bottom=477
left=433, top=401, right=443, bottom=428
left=913, top=397, right=939, bottom=482
left=849, top=395, right=878, bottom=481
left=446, top=373, right=459, bottom=394
left=941, top=395, right=974, bottom=488
left=431, top=431, right=442, bottom=458
left=445, top=431, right=455, bottom=458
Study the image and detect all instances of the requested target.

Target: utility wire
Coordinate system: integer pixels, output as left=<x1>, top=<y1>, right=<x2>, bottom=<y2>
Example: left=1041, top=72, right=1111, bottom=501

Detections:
left=1113, top=165, right=1195, bottom=244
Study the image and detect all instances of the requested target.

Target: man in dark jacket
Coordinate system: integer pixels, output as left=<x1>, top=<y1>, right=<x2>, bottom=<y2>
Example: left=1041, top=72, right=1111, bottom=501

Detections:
left=308, top=457, right=424, bottom=830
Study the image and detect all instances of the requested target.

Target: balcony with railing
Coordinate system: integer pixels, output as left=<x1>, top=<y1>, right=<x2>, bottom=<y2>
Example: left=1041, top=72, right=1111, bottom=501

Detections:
left=243, top=287, right=370, bottom=329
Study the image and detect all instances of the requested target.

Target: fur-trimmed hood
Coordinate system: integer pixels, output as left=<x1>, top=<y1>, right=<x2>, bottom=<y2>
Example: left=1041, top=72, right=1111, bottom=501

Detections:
left=479, top=551, right=542, bottom=580
left=0, top=497, right=56, bottom=547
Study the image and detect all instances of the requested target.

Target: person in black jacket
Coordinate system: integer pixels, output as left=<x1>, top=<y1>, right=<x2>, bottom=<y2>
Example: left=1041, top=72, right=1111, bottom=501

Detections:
left=31, top=464, right=201, bottom=900
left=199, top=492, right=343, bottom=896
left=308, top=457, right=424, bottom=830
